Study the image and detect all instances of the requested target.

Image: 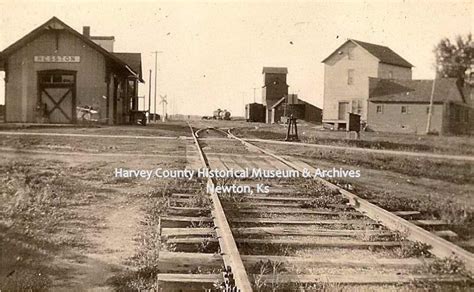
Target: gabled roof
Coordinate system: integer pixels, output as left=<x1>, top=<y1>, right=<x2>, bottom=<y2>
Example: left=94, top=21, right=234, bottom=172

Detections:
left=0, top=17, right=143, bottom=82
left=369, top=78, right=465, bottom=103
left=299, top=99, right=322, bottom=110
left=322, top=39, right=413, bottom=68
left=113, top=53, right=142, bottom=80
left=262, top=67, right=288, bottom=74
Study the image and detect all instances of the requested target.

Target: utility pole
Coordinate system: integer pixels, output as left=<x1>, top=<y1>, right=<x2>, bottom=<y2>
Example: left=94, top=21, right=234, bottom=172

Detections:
left=242, top=91, right=245, bottom=117
left=160, top=94, right=168, bottom=122
left=426, top=70, right=438, bottom=134
left=152, top=51, right=163, bottom=122
left=147, top=69, right=152, bottom=123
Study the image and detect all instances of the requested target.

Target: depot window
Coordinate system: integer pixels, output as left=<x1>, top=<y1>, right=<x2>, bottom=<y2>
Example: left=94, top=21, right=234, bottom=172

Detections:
left=40, top=73, right=74, bottom=84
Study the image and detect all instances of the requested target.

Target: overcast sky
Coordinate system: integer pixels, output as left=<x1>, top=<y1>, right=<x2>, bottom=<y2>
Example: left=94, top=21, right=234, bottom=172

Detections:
left=0, top=0, right=472, bottom=116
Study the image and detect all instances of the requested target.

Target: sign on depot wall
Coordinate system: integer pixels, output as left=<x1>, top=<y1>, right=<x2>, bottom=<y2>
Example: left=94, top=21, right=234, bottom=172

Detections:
left=34, top=56, right=80, bottom=63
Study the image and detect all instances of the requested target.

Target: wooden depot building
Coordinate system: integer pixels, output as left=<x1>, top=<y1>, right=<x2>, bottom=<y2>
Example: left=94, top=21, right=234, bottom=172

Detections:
left=0, top=17, right=144, bottom=124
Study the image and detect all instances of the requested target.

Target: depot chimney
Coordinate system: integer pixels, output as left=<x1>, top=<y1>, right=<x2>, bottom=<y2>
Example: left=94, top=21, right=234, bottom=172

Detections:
left=82, top=26, right=90, bottom=38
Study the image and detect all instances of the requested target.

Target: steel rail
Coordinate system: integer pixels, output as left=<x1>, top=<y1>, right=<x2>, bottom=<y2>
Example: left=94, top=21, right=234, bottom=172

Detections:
left=187, top=124, right=253, bottom=292
left=226, top=129, right=474, bottom=274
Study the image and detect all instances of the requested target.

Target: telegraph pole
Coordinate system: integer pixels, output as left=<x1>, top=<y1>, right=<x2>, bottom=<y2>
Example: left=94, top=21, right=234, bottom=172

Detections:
left=147, top=70, right=152, bottom=123
left=242, top=91, right=245, bottom=117
left=153, top=51, right=158, bottom=122
left=426, top=70, right=438, bottom=134
left=152, top=51, right=163, bottom=122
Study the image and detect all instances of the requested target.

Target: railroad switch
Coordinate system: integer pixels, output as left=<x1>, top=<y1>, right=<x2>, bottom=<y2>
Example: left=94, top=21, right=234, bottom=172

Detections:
left=285, top=115, right=300, bottom=141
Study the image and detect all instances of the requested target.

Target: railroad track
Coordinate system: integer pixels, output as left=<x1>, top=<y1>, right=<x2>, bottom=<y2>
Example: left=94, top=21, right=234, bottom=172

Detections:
left=155, top=125, right=473, bottom=291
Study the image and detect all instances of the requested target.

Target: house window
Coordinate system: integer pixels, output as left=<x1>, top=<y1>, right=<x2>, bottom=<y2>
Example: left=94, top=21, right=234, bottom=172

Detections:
left=388, top=71, right=393, bottom=79
left=401, top=106, right=408, bottom=114
left=376, top=105, right=383, bottom=113
left=347, top=69, right=354, bottom=85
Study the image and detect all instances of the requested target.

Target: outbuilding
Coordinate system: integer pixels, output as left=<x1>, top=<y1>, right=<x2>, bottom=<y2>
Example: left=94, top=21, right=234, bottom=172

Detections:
left=270, top=94, right=322, bottom=124
left=368, top=78, right=473, bottom=135
left=0, top=17, right=144, bottom=124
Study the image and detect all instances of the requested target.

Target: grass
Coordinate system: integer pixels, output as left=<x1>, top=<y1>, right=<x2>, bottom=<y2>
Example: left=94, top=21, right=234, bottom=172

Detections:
left=333, top=179, right=474, bottom=244
left=259, top=143, right=472, bottom=185
left=424, top=256, right=468, bottom=276
left=0, top=268, right=52, bottom=292
left=280, top=178, right=351, bottom=209
left=300, top=194, right=349, bottom=209
left=107, top=178, right=220, bottom=290
left=231, top=122, right=474, bottom=156
left=0, top=133, right=187, bottom=155
left=0, top=159, right=112, bottom=290
left=0, top=120, right=193, bottom=137
left=394, top=241, right=432, bottom=258
left=251, top=260, right=286, bottom=292
left=0, top=160, right=92, bottom=246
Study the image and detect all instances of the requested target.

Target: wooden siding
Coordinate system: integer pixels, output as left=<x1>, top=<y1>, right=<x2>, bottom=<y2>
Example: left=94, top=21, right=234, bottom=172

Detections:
left=323, top=42, right=379, bottom=122
left=367, top=102, right=444, bottom=134
left=378, top=63, right=412, bottom=80
left=5, top=29, right=107, bottom=122
left=323, top=42, right=412, bottom=123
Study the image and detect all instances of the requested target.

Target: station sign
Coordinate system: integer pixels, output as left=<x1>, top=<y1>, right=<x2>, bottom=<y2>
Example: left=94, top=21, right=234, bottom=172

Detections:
left=34, top=56, right=80, bottom=63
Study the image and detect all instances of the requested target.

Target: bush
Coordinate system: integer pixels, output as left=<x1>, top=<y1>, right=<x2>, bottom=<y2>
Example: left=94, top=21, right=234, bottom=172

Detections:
left=395, top=240, right=432, bottom=258
left=425, top=256, right=468, bottom=275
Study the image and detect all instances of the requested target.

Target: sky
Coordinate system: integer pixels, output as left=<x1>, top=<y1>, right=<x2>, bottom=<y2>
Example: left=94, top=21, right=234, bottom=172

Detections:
left=0, top=0, right=472, bottom=116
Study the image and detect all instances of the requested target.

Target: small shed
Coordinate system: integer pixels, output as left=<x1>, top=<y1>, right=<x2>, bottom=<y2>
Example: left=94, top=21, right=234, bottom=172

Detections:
left=270, top=94, right=322, bottom=124
left=245, top=103, right=266, bottom=123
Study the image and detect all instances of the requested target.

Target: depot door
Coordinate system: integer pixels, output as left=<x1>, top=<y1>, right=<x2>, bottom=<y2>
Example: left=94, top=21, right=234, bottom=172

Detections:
left=38, top=70, right=76, bottom=123
left=338, top=102, right=349, bottom=120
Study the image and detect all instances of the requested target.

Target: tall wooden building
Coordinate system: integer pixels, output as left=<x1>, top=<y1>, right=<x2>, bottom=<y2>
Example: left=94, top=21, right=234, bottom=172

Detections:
left=0, top=17, right=144, bottom=124
left=322, top=39, right=412, bottom=128
left=262, top=67, right=289, bottom=123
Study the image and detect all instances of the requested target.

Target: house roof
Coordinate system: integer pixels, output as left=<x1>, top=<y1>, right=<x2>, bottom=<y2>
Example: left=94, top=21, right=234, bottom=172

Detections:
left=113, top=53, right=142, bottom=80
left=0, top=17, right=143, bottom=82
left=262, top=67, right=288, bottom=74
left=299, top=99, right=322, bottom=110
left=322, top=39, right=413, bottom=68
left=369, top=78, right=465, bottom=103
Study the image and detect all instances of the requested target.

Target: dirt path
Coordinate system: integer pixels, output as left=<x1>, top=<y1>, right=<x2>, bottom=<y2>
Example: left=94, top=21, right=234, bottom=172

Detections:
left=50, top=193, right=144, bottom=291
left=0, top=130, right=189, bottom=140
